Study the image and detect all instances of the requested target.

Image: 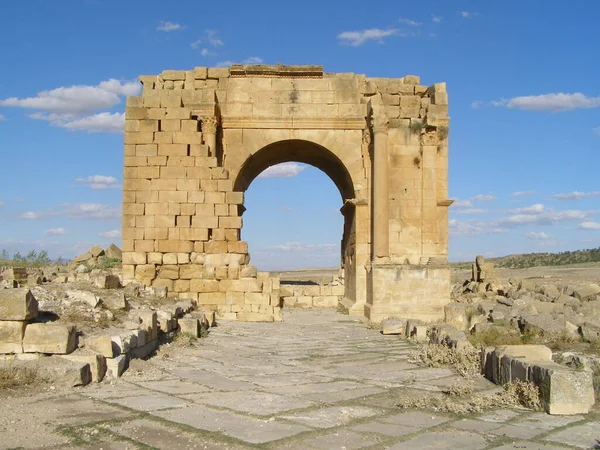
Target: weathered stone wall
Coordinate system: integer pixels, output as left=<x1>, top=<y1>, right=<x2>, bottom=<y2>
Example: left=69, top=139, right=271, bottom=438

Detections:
left=122, top=64, right=451, bottom=321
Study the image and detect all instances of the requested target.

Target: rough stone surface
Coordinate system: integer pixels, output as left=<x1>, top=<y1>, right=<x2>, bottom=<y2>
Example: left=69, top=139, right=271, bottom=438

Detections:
left=22, top=323, right=77, bottom=354
left=0, top=310, right=598, bottom=448
left=0, top=288, right=38, bottom=321
left=122, top=64, right=452, bottom=323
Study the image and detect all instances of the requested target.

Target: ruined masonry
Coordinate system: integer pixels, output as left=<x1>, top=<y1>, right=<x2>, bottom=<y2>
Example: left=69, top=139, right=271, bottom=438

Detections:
left=122, top=64, right=452, bottom=322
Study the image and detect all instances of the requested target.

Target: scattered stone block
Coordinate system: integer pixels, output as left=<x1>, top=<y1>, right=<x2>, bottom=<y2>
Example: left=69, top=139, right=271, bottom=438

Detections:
left=381, top=319, right=406, bottom=335
left=22, top=324, right=77, bottom=354
left=0, top=321, right=26, bottom=353
left=60, top=352, right=107, bottom=383
left=572, top=284, right=600, bottom=302
left=66, top=290, right=101, bottom=308
left=178, top=318, right=200, bottom=337
left=105, top=244, right=122, bottom=259
left=106, top=355, right=128, bottom=378
left=93, top=274, right=121, bottom=289
left=531, top=362, right=595, bottom=415
left=86, top=335, right=115, bottom=358
left=444, top=303, right=470, bottom=331
left=0, top=288, right=38, bottom=321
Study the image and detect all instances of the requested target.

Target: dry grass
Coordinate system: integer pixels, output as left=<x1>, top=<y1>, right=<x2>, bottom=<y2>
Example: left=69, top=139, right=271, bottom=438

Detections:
left=546, top=331, right=577, bottom=351
left=443, top=379, right=474, bottom=397
left=397, top=379, right=541, bottom=414
left=408, top=343, right=481, bottom=378
left=0, top=364, right=42, bottom=390
left=467, top=327, right=523, bottom=348
left=171, top=332, right=197, bottom=348
left=60, top=309, right=111, bottom=330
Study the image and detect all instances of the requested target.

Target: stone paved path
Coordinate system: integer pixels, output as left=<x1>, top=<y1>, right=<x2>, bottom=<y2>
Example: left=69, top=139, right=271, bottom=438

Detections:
left=1, top=309, right=598, bottom=449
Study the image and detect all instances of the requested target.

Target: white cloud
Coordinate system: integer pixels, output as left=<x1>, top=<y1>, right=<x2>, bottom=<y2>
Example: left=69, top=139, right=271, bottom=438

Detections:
left=338, top=28, right=398, bottom=46
left=525, top=231, right=551, bottom=240
left=509, top=203, right=544, bottom=214
left=205, top=30, right=223, bottom=46
left=258, top=162, right=306, bottom=179
left=157, top=21, right=184, bottom=32
left=1, top=79, right=139, bottom=114
left=200, top=48, right=209, bottom=56
left=495, top=209, right=588, bottom=228
left=42, top=112, right=125, bottom=133
left=493, top=93, right=600, bottom=112
left=550, top=191, right=600, bottom=200
left=21, top=211, right=43, bottom=220
left=99, top=230, right=122, bottom=238
left=455, top=208, right=487, bottom=215
left=399, top=17, right=421, bottom=26
left=449, top=219, right=507, bottom=237
left=243, top=56, right=264, bottom=64
left=512, top=190, right=535, bottom=197
left=432, top=16, right=443, bottom=23
left=451, top=199, right=472, bottom=208
left=459, top=11, right=476, bottom=18
left=216, top=61, right=234, bottom=68
left=1, top=79, right=139, bottom=133
left=76, top=175, right=120, bottom=190
left=471, top=101, right=483, bottom=109
left=0, top=114, right=5, bottom=120
left=45, top=228, right=66, bottom=236
left=63, top=203, right=121, bottom=220
left=472, top=194, right=496, bottom=202
left=190, top=40, right=202, bottom=49
left=579, top=221, right=600, bottom=230
left=594, top=126, right=600, bottom=136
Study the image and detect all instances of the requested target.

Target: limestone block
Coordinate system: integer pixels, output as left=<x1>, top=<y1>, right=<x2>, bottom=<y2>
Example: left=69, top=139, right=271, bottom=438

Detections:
left=178, top=318, right=200, bottom=337
left=93, top=274, right=121, bottom=289
left=0, top=321, right=26, bottom=353
left=404, top=75, right=420, bottom=85
left=530, top=362, right=595, bottom=415
left=193, top=66, right=207, bottom=79
left=382, top=319, right=406, bottom=335
left=157, top=265, right=179, bottom=280
left=313, top=296, right=339, bottom=307
left=26, top=357, right=92, bottom=387
left=444, top=303, right=470, bottom=331
left=205, top=241, right=228, bottom=254
left=0, top=288, right=38, bottom=321
left=60, top=352, right=106, bottom=383
left=207, top=67, right=229, bottom=78
left=23, top=324, right=76, bottom=354
left=123, top=252, right=147, bottom=265
left=85, top=335, right=115, bottom=358
left=137, top=310, right=158, bottom=341
left=190, top=279, right=220, bottom=293
left=237, top=312, right=274, bottom=322
left=240, top=265, right=257, bottom=278
left=161, top=70, right=185, bottom=81
left=573, top=284, right=600, bottom=301
left=215, top=267, right=228, bottom=280
left=106, top=355, right=127, bottom=378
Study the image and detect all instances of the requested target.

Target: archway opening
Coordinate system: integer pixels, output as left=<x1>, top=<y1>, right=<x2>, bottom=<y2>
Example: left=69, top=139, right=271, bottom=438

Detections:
left=233, top=139, right=356, bottom=308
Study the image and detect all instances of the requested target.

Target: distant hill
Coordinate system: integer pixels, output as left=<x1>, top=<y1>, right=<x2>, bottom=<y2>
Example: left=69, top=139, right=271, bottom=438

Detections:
left=451, top=247, right=600, bottom=269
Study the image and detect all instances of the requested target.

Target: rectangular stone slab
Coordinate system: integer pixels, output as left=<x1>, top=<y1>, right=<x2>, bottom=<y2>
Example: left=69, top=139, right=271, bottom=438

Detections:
left=22, top=323, right=76, bottom=354
left=0, top=288, right=38, bottom=321
left=0, top=320, right=26, bottom=353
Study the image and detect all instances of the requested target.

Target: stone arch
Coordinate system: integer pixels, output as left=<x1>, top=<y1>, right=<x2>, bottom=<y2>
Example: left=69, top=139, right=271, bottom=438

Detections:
left=233, top=139, right=356, bottom=202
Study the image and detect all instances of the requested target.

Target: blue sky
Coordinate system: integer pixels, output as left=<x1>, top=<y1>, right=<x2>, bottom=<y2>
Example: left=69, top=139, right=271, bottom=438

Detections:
left=0, top=1, right=598, bottom=269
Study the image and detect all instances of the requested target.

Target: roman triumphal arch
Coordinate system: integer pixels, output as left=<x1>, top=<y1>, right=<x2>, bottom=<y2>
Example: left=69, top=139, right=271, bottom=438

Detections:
left=122, top=64, right=452, bottom=322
